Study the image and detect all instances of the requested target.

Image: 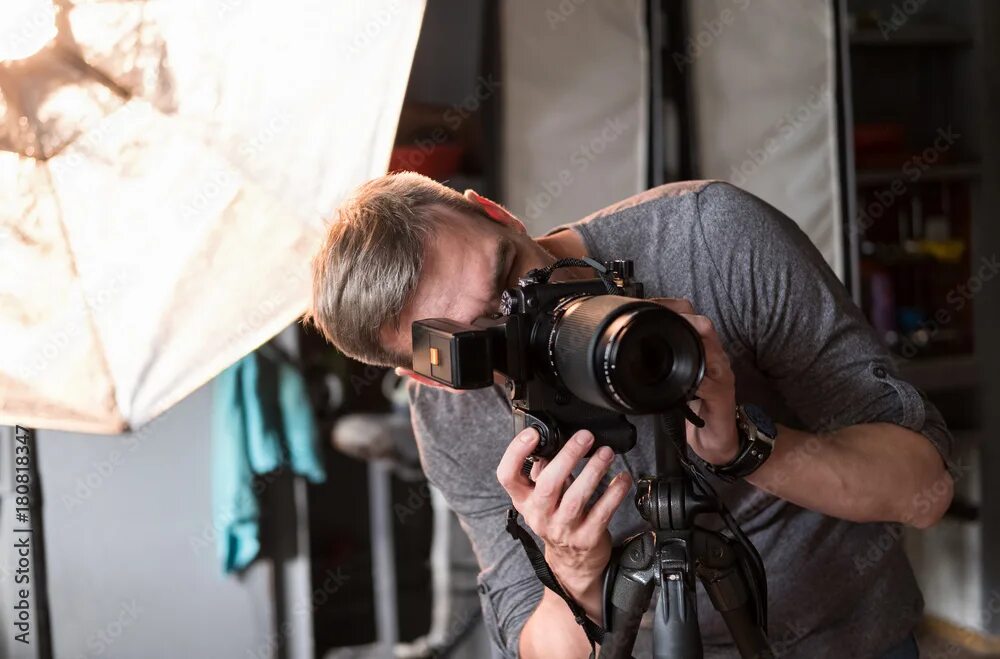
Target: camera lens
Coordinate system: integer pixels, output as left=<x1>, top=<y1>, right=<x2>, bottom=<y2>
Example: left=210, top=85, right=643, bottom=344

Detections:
left=548, top=296, right=704, bottom=413
left=625, top=334, right=673, bottom=385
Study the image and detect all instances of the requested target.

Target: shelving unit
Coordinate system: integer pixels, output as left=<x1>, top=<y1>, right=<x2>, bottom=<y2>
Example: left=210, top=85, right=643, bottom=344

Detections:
left=896, top=353, right=979, bottom=393
left=855, top=162, right=981, bottom=185
left=849, top=25, right=973, bottom=47
left=840, top=0, right=989, bottom=414
left=837, top=0, right=1000, bottom=638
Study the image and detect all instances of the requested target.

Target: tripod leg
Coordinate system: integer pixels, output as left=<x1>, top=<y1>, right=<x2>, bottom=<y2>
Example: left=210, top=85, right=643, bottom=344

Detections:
left=652, top=537, right=703, bottom=659
left=695, top=531, right=773, bottom=659
left=599, top=534, right=656, bottom=659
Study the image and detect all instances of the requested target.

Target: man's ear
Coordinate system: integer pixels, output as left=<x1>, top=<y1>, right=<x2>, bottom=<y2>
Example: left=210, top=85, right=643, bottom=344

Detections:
left=394, top=367, right=462, bottom=392
left=464, top=189, right=527, bottom=234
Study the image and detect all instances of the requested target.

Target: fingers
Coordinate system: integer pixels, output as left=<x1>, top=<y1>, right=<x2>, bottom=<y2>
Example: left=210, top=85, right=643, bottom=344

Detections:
left=554, top=445, right=615, bottom=523
left=579, top=471, right=633, bottom=535
left=652, top=299, right=721, bottom=352
left=651, top=297, right=695, bottom=316
left=496, top=427, right=540, bottom=505
left=652, top=299, right=733, bottom=386
left=499, top=428, right=633, bottom=543
left=529, top=457, right=548, bottom=481
left=532, top=430, right=594, bottom=511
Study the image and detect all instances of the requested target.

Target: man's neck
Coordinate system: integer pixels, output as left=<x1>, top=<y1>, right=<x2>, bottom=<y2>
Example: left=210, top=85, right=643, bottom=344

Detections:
left=535, top=228, right=586, bottom=260
left=534, top=228, right=592, bottom=281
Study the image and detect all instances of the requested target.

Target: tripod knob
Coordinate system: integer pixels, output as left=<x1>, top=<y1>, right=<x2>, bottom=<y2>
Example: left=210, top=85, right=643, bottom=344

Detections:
left=634, top=477, right=656, bottom=523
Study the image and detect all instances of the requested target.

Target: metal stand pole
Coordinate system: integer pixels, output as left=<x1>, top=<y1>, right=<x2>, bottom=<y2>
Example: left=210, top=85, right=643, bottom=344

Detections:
left=368, top=460, right=398, bottom=655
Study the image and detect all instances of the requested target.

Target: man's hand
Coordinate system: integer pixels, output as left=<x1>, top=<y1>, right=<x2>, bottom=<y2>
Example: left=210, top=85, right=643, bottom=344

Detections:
left=651, top=297, right=740, bottom=466
left=496, top=427, right=632, bottom=620
left=650, top=300, right=953, bottom=529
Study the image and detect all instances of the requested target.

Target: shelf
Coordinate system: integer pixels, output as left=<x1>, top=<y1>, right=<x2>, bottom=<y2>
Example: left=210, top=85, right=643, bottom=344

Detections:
left=895, top=354, right=979, bottom=392
left=850, top=26, right=973, bottom=47
left=861, top=249, right=966, bottom=267
left=855, top=162, right=981, bottom=186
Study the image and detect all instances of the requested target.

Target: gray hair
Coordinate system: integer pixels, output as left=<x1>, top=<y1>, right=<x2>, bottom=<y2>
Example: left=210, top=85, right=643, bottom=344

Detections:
left=306, top=171, right=489, bottom=367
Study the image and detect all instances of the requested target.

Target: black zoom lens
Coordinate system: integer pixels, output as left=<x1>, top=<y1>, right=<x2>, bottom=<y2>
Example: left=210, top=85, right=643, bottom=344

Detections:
left=548, top=296, right=705, bottom=414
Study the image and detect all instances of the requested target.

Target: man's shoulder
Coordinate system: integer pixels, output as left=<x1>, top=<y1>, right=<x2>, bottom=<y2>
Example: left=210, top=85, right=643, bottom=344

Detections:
left=569, top=179, right=718, bottom=229
left=407, top=380, right=513, bottom=475
left=559, top=179, right=770, bottom=238
left=407, top=381, right=509, bottom=436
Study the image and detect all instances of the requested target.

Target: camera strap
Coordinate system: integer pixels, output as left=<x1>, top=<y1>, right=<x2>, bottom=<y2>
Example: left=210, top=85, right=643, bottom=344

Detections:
left=527, top=257, right=622, bottom=294
left=505, top=507, right=607, bottom=658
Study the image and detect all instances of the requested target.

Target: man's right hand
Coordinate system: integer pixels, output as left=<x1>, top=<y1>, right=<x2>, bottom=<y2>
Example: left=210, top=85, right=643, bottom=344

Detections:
left=496, top=427, right=633, bottom=621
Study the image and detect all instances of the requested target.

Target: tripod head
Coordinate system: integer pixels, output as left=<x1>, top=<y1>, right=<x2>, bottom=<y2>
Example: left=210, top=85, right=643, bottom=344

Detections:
left=597, top=407, right=772, bottom=659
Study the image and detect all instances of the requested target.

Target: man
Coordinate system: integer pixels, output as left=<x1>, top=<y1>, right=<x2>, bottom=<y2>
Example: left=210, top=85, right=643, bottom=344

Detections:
left=308, top=171, right=956, bottom=658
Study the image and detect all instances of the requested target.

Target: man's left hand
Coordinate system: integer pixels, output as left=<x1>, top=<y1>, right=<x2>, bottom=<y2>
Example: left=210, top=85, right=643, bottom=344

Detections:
left=650, top=298, right=739, bottom=466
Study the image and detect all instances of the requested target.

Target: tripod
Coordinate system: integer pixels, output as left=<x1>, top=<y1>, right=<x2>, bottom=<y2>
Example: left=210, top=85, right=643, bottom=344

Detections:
left=598, top=407, right=774, bottom=659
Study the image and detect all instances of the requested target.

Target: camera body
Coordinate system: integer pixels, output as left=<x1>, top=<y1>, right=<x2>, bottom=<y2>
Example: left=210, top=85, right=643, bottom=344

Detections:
left=412, top=259, right=704, bottom=458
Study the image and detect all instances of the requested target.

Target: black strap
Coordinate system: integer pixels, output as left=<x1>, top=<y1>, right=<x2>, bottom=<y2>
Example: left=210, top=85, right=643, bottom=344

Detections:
left=505, top=507, right=607, bottom=658
left=525, top=257, right=622, bottom=295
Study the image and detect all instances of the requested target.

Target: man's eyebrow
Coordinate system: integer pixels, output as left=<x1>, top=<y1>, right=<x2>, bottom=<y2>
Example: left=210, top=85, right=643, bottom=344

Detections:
left=493, top=237, right=512, bottom=297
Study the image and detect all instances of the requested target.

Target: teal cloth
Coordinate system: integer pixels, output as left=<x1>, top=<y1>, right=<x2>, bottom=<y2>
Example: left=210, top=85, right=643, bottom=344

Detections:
left=212, top=349, right=326, bottom=573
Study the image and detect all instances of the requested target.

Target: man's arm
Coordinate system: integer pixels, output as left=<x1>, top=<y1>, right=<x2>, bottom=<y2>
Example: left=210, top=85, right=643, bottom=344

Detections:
left=520, top=588, right=599, bottom=657
left=494, top=427, right=632, bottom=658
left=654, top=296, right=954, bottom=529
left=750, top=422, right=952, bottom=528
left=409, top=382, right=632, bottom=658
left=671, top=182, right=957, bottom=529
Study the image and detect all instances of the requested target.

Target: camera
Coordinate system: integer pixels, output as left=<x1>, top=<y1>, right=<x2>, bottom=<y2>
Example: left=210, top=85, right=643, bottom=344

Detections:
left=411, top=259, right=705, bottom=458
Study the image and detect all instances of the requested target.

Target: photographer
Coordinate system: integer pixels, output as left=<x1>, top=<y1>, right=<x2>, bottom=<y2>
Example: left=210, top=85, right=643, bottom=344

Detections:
left=308, top=172, right=956, bottom=658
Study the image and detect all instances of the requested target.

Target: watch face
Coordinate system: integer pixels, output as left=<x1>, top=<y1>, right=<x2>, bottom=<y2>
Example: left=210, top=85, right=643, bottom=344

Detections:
left=742, top=404, right=777, bottom=439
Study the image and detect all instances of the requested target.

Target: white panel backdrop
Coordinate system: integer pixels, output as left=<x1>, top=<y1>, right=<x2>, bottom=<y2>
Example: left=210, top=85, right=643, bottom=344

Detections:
left=501, top=0, right=648, bottom=235
left=689, top=0, right=844, bottom=276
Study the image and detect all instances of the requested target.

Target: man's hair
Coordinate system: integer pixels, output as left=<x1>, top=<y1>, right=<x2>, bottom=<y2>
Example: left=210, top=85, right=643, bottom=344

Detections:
left=306, top=171, right=489, bottom=367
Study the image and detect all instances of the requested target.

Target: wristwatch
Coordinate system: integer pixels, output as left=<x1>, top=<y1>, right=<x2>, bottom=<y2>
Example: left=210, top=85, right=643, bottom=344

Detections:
left=704, top=404, right=777, bottom=482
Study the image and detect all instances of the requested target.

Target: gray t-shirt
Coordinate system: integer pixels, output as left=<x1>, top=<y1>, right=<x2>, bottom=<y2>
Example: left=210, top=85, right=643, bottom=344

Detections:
left=407, top=181, right=956, bottom=658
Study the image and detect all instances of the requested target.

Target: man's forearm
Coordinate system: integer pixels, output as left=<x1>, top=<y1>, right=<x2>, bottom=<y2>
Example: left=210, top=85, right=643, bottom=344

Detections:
left=519, top=567, right=603, bottom=659
left=746, top=422, right=953, bottom=528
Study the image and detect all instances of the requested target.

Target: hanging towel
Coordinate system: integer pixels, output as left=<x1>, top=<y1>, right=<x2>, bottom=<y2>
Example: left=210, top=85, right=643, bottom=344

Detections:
left=212, top=348, right=326, bottom=574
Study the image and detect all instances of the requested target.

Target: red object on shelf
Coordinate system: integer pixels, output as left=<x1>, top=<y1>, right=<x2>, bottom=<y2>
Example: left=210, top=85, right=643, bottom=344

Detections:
left=388, top=143, right=464, bottom=180
left=853, top=123, right=908, bottom=168
left=854, top=123, right=906, bottom=153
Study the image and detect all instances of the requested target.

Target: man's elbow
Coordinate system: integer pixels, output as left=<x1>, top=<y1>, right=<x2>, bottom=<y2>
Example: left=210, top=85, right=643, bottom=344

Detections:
left=904, top=462, right=954, bottom=530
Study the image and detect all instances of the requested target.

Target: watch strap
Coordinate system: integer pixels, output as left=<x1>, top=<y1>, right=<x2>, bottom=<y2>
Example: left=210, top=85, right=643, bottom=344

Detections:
left=705, top=405, right=775, bottom=482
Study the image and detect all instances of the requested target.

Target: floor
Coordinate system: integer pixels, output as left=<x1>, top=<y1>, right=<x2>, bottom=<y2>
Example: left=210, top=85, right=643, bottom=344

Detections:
left=918, top=624, right=1000, bottom=658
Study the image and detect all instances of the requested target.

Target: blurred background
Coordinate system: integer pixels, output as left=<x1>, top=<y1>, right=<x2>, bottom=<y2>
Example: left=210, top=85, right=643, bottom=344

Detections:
left=1, top=0, right=998, bottom=657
